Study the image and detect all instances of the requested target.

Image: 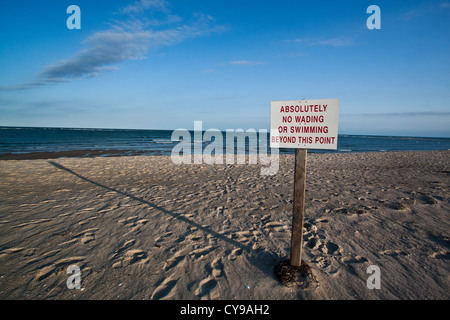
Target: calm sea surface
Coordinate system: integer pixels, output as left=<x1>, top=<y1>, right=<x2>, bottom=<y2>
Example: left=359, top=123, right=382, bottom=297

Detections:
left=1, top=127, right=449, bottom=156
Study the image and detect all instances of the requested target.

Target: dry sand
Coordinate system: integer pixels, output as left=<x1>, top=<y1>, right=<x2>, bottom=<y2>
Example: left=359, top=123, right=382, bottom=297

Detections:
left=0, top=151, right=448, bottom=300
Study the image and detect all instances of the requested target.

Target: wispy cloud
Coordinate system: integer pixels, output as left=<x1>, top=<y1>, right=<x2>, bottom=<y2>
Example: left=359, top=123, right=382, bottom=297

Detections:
left=202, top=60, right=265, bottom=74
left=228, top=60, right=265, bottom=66
left=401, top=1, right=450, bottom=20
left=284, top=38, right=303, bottom=43
left=285, top=36, right=354, bottom=47
left=3, top=0, right=222, bottom=90
left=120, top=0, right=170, bottom=14
left=309, top=36, right=354, bottom=47
left=402, top=9, right=426, bottom=20
left=117, top=0, right=182, bottom=26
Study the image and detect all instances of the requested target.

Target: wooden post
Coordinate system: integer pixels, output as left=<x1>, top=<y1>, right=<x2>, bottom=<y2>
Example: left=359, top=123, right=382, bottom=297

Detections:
left=290, top=148, right=307, bottom=267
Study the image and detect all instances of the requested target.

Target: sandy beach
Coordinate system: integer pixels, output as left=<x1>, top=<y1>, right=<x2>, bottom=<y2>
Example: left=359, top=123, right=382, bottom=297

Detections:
left=0, top=151, right=448, bottom=300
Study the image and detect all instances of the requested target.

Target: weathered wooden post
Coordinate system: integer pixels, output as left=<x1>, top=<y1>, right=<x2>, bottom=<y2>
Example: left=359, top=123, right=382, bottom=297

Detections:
left=290, top=148, right=307, bottom=266
left=270, top=99, right=339, bottom=267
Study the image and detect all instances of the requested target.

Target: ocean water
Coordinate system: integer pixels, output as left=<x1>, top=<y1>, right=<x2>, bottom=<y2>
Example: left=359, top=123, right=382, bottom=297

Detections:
left=0, top=127, right=449, bottom=157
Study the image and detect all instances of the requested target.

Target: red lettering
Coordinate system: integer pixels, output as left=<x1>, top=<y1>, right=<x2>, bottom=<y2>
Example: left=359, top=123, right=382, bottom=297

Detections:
left=314, top=136, right=336, bottom=144
left=282, top=116, right=292, bottom=123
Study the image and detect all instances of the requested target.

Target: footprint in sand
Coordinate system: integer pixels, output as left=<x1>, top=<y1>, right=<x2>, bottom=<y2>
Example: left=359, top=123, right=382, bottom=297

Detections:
left=227, top=248, right=242, bottom=261
left=421, top=195, right=439, bottom=206
left=431, top=252, right=450, bottom=261
left=303, top=218, right=343, bottom=275
left=342, top=255, right=369, bottom=264
left=194, top=257, right=224, bottom=299
left=311, top=256, right=340, bottom=276
left=111, top=239, right=148, bottom=268
left=333, top=207, right=369, bottom=215
left=112, top=248, right=147, bottom=268
left=341, top=256, right=370, bottom=277
left=265, top=221, right=288, bottom=233
left=307, top=238, right=340, bottom=255
left=155, top=232, right=174, bottom=246
left=71, top=228, right=98, bottom=245
left=306, top=237, right=322, bottom=250
left=151, top=277, right=178, bottom=300
left=206, top=257, right=225, bottom=278
left=118, top=216, right=149, bottom=236
left=323, top=241, right=341, bottom=255
left=390, top=202, right=409, bottom=211
left=186, top=232, right=203, bottom=242
left=234, top=230, right=255, bottom=245
left=191, top=246, right=216, bottom=259
left=123, top=249, right=147, bottom=266
left=81, top=232, right=95, bottom=244
left=34, top=256, right=86, bottom=281
left=304, top=220, right=341, bottom=255
left=195, top=278, right=219, bottom=299
left=163, top=250, right=187, bottom=271
left=380, top=249, right=408, bottom=257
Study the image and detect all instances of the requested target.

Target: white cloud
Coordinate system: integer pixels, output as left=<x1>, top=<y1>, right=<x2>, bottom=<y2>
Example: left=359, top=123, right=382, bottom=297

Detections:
left=7, top=2, right=222, bottom=89
left=283, top=36, right=354, bottom=47
left=284, top=38, right=303, bottom=43
left=120, top=0, right=169, bottom=14
left=228, top=60, right=265, bottom=66
left=402, top=2, right=450, bottom=20
left=308, top=36, right=354, bottom=47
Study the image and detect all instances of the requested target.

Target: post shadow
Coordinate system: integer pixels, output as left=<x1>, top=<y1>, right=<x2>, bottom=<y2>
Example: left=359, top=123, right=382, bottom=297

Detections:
left=48, top=161, right=278, bottom=277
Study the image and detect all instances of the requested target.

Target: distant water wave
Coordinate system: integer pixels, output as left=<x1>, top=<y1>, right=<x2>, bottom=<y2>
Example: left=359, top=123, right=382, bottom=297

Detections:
left=1, top=127, right=449, bottom=156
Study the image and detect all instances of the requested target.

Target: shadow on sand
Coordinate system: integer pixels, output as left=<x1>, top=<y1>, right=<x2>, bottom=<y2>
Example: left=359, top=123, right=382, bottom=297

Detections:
left=48, top=160, right=279, bottom=278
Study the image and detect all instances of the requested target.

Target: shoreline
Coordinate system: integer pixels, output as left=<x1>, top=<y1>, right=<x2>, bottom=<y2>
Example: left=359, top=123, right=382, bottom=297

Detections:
left=0, top=149, right=147, bottom=161
left=0, top=150, right=448, bottom=299
left=1, top=148, right=449, bottom=161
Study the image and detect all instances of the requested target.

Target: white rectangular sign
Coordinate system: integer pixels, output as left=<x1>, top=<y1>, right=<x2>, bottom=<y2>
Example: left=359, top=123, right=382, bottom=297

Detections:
left=270, top=99, right=339, bottom=149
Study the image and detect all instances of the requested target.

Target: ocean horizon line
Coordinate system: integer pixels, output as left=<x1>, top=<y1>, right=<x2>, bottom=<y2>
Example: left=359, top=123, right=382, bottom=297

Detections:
left=1, top=125, right=449, bottom=140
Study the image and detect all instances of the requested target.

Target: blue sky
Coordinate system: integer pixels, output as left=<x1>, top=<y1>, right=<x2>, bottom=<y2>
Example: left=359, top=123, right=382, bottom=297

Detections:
left=0, top=0, right=449, bottom=137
